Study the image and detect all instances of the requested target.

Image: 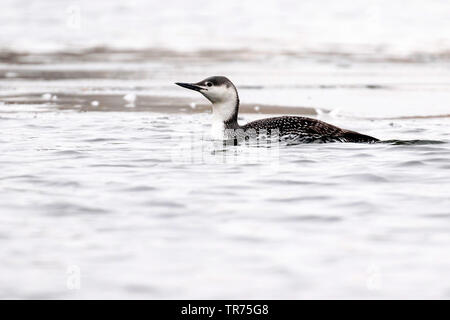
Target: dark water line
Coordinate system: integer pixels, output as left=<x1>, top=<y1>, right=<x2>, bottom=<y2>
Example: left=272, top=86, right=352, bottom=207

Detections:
left=379, top=139, right=447, bottom=145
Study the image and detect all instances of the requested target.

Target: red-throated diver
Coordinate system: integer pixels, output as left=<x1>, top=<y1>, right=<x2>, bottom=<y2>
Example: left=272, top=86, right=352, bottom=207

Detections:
left=175, top=76, right=378, bottom=143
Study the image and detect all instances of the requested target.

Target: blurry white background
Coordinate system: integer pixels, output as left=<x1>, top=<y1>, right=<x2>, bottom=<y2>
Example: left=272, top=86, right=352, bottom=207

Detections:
left=1, top=0, right=449, bottom=58
left=1, top=0, right=450, bottom=300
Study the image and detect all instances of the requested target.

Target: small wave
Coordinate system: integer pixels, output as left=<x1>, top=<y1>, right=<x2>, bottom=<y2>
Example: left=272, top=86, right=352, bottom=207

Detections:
left=89, top=163, right=136, bottom=168
left=394, top=160, right=425, bottom=167
left=145, top=200, right=185, bottom=208
left=381, top=139, right=446, bottom=145
left=268, top=195, right=331, bottom=202
left=425, top=213, right=450, bottom=219
left=277, top=215, right=341, bottom=223
left=44, top=202, right=109, bottom=216
left=426, top=157, right=450, bottom=163
left=83, top=138, right=120, bottom=143
left=260, top=179, right=316, bottom=186
left=122, top=185, right=156, bottom=192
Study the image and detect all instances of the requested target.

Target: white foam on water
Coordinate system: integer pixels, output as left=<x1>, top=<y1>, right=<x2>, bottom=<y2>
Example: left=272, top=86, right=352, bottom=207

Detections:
left=123, top=93, right=136, bottom=103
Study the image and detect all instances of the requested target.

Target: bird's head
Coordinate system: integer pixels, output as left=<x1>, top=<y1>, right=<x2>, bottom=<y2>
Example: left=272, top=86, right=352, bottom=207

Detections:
left=175, top=76, right=238, bottom=105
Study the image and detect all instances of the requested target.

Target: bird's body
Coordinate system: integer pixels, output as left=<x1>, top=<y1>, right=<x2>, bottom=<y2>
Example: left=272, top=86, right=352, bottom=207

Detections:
left=176, top=76, right=378, bottom=143
left=240, top=116, right=377, bottom=143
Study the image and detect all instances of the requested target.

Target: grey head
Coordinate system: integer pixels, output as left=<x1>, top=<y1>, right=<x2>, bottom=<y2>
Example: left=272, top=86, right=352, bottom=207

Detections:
left=175, top=76, right=240, bottom=126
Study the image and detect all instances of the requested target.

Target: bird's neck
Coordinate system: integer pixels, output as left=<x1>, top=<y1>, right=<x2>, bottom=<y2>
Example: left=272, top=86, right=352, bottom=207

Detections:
left=211, top=97, right=240, bottom=139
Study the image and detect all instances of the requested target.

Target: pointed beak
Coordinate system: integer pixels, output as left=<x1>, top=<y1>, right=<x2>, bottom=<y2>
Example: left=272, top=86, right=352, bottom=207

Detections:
left=175, top=82, right=203, bottom=92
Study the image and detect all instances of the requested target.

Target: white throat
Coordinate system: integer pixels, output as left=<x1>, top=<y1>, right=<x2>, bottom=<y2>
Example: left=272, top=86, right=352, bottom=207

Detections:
left=210, top=100, right=237, bottom=140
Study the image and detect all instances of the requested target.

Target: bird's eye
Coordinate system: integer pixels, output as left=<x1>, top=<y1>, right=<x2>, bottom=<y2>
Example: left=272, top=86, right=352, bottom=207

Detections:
left=206, top=82, right=213, bottom=87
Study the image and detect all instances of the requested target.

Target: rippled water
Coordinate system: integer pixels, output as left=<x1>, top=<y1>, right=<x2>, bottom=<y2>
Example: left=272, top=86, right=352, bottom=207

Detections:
left=1, top=101, right=449, bottom=298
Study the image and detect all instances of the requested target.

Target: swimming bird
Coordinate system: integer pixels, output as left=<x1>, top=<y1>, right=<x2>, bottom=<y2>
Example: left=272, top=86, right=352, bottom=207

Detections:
left=175, top=76, right=378, bottom=143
